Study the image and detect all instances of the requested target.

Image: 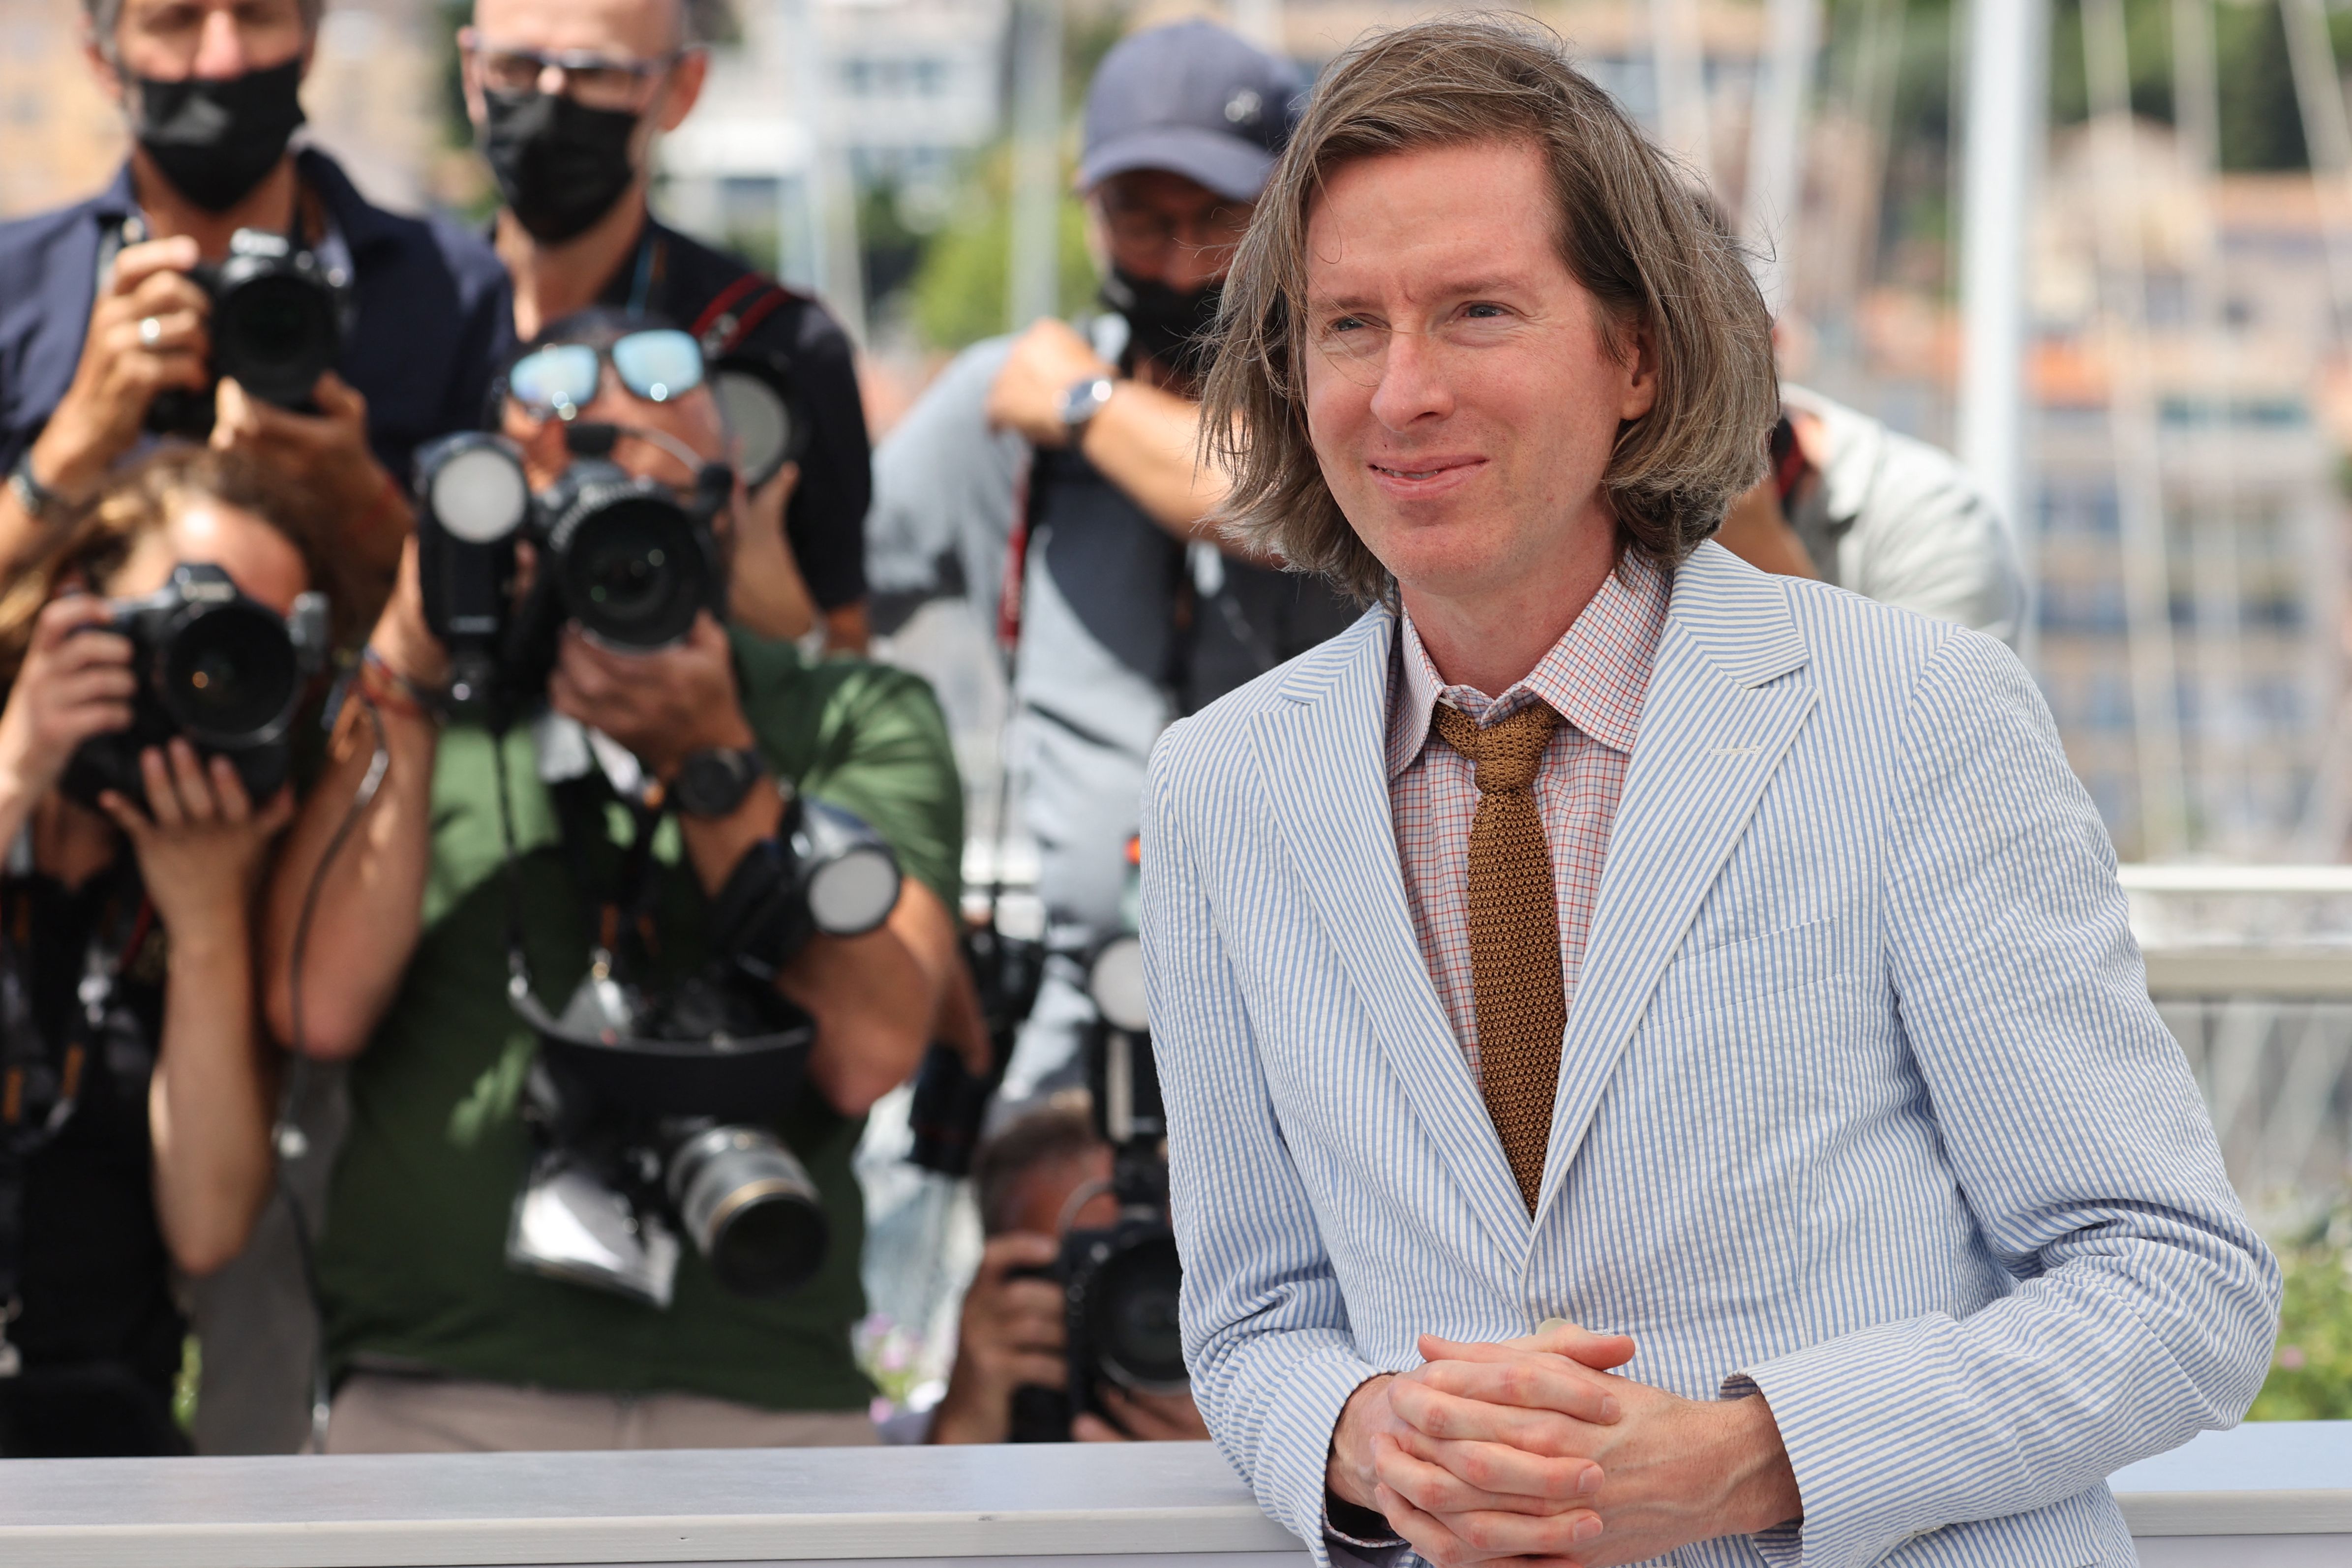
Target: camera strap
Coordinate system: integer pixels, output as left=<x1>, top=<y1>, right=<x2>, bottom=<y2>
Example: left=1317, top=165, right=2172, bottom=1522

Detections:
left=0, top=858, right=155, bottom=1376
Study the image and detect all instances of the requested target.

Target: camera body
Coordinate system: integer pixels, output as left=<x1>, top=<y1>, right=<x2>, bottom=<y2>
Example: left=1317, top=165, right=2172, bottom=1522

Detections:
left=1009, top=920, right=1187, bottom=1441
left=61, top=562, right=329, bottom=812
left=149, top=229, right=353, bottom=435
left=413, top=430, right=727, bottom=715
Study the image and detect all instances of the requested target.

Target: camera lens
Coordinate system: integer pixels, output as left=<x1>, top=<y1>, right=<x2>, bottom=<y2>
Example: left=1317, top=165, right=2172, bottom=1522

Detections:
left=157, top=602, right=299, bottom=745
left=213, top=273, right=338, bottom=406
left=1081, top=1229, right=1187, bottom=1391
left=666, top=1124, right=828, bottom=1298
left=558, top=493, right=710, bottom=648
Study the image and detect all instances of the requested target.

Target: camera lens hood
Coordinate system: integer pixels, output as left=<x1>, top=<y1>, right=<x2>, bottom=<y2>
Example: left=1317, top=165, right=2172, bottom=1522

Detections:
left=543, top=473, right=718, bottom=650
left=509, top=976, right=815, bottom=1121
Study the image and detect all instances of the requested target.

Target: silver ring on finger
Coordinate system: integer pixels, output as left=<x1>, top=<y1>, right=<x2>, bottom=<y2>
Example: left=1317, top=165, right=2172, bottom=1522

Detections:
left=138, top=316, right=163, bottom=347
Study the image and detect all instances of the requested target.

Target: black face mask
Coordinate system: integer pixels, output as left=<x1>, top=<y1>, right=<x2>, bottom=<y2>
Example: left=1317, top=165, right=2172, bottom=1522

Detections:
left=1103, top=266, right=1223, bottom=386
left=130, top=58, right=306, bottom=213
left=482, top=89, right=640, bottom=244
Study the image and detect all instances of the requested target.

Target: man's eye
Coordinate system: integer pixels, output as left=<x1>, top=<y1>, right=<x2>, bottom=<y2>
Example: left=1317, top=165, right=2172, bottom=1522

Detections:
left=1328, top=316, right=1365, bottom=333
left=1463, top=303, right=1507, bottom=319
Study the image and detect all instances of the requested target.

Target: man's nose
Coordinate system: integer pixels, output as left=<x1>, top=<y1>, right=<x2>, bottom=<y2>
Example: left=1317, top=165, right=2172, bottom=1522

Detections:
left=1367, top=330, right=1453, bottom=432
left=191, top=9, right=253, bottom=78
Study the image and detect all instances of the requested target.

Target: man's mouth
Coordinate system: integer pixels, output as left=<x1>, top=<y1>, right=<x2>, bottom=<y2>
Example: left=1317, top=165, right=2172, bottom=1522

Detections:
left=1367, top=455, right=1483, bottom=488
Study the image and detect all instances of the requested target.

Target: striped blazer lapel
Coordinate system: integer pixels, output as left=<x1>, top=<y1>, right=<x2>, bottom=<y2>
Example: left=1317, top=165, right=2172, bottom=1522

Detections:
left=1532, top=544, right=1820, bottom=1226
left=1250, top=609, right=1534, bottom=1261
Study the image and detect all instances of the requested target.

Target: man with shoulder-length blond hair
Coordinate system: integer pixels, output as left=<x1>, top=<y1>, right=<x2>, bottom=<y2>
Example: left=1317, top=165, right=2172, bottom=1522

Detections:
left=1140, top=18, right=2277, bottom=1568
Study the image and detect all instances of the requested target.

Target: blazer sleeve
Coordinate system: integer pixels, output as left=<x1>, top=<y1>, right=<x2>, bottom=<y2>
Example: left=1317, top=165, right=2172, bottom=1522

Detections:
left=1729, top=630, right=2280, bottom=1568
left=1141, top=734, right=1388, bottom=1563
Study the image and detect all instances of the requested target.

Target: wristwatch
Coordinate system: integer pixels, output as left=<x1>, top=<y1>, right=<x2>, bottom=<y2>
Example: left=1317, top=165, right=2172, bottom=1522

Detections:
left=671, top=746, right=767, bottom=819
left=1057, top=374, right=1116, bottom=440
left=7, top=451, right=69, bottom=525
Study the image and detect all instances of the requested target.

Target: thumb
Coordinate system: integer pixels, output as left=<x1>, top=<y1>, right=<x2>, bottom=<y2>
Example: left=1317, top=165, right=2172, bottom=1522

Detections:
left=95, top=789, right=149, bottom=840
left=211, top=376, right=253, bottom=446
left=257, top=784, right=297, bottom=837
left=1519, top=1318, right=1637, bottom=1370
left=312, top=369, right=366, bottom=421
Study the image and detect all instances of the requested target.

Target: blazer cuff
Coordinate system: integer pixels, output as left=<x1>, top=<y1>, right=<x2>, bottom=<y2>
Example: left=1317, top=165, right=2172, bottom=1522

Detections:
left=1256, top=1352, right=1395, bottom=1566
left=1725, top=1314, right=2009, bottom=1568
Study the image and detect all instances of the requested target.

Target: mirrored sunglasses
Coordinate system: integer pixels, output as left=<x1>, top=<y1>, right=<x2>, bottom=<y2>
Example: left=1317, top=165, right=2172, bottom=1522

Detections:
left=508, top=329, right=705, bottom=420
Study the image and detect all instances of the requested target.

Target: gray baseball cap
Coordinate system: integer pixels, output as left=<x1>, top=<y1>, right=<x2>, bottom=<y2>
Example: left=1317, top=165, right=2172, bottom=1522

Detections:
left=1077, top=20, right=1304, bottom=202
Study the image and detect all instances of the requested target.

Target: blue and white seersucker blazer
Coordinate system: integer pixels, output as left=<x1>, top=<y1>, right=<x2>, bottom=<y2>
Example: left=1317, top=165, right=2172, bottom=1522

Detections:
left=1139, top=543, right=2280, bottom=1568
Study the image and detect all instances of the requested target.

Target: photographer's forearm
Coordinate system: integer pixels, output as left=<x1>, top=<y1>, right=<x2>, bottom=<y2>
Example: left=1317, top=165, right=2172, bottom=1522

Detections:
left=150, top=913, right=276, bottom=1276
left=1079, top=382, right=1235, bottom=545
left=784, top=878, right=960, bottom=1116
left=261, top=697, right=440, bottom=1059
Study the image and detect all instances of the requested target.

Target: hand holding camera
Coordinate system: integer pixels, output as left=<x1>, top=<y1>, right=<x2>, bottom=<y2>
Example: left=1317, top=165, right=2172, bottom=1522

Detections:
left=547, top=612, right=754, bottom=784
left=0, top=596, right=137, bottom=807
left=94, top=738, right=294, bottom=935
left=212, top=370, right=403, bottom=573
left=932, top=1232, right=1071, bottom=1444
left=28, top=239, right=211, bottom=505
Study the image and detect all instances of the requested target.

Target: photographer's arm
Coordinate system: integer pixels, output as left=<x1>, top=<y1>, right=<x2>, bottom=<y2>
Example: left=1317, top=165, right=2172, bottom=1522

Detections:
left=261, top=547, right=445, bottom=1060
left=1, top=241, right=210, bottom=576
left=985, top=320, right=1247, bottom=551
left=99, top=744, right=290, bottom=1275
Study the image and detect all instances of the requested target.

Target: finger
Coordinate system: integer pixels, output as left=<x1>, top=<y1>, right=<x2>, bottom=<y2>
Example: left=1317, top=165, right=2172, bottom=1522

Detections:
left=54, top=664, right=139, bottom=707
left=1003, top=1353, right=1069, bottom=1390
left=133, top=347, right=212, bottom=394
left=94, top=789, right=151, bottom=839
left=1388, top=1379, right=1606, bottom=1455
left=1098, top=1387, right=1193, bottom=1442
left=1373, top=1479, right=1601, bottom=1562
left=111, top=305, right=207, bottom=358
left=33, top=595, right=121, bottom=649
left=981, top=1232, right=1062, bottom=1274
left=109, top=237, right=202, bottom=296
left=1421, top=1328, right=1636, bottom=1375
left=311, top=370, right=366, bottom=420
left=139, top=747, right=183, bottom=827
left=1375, top=1437, right=1558, bottom=1518
left=1388, top=1429, right=1604, bottom=1506
left=208, top=753, right=253, bottom=821
left=1368, top=1482, right=1507, bottom=1568
left=1071, top=1413, right=1127, bottom=1443
left=256, top=785, right=296, bottom=836
left=168, top=740, right=217, bottom=822
left=1411, top=1354, right=1623, bottom=1423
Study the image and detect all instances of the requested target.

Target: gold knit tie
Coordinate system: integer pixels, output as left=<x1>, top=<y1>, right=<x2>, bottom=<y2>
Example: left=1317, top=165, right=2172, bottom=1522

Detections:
left=1432, top=700, right=1564, bottom=1215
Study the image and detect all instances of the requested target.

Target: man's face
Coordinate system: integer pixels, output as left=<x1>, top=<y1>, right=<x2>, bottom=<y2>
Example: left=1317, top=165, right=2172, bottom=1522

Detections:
left=102, top=0, right=308, bottom=85
left=1300, top=137, right=1657, bottom=612
left=502, top=365, right=727, bottom=497
left=464, top=0, right=702, bottom=135
left=1003, top=1146, right=1117, bottom=1239
left=1095, top=170, right=1253, bottom=295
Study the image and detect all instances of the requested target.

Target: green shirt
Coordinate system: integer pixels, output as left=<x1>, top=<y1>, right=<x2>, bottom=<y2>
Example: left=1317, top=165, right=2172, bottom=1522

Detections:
left=316, top=632, right=963, bottom=1411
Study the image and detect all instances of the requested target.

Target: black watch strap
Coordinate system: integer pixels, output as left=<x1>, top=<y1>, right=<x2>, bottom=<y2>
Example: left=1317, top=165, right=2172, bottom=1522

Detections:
left=670, top=745, right=767, bottom=819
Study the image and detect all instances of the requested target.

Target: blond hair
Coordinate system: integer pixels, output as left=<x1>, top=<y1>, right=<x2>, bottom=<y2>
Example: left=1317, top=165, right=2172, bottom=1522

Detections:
left=1203, top=16, right=1779, bottom=600
left=0, top=444, right=353, bottom=684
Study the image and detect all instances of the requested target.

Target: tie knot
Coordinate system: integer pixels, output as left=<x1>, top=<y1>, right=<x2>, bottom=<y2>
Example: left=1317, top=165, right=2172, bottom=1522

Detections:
left=1431, top=700, right=1557, bottom=795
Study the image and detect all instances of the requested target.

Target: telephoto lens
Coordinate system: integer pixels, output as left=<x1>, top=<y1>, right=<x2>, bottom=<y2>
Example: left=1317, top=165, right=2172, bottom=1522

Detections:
left=62, top=563, right=328, bottom=811
left=665, top=1123, right=829, bottom=1298
left=207, top=231, right=349, bottom=407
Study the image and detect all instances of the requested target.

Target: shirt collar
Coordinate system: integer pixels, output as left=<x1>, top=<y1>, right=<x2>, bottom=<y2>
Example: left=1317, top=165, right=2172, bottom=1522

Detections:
left=1385, top=552, right=1671, bottom=780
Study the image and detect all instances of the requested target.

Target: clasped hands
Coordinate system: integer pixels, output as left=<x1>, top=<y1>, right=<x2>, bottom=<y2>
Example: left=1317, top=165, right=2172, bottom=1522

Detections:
left=1327, top=1322, right=1801, bottom=1568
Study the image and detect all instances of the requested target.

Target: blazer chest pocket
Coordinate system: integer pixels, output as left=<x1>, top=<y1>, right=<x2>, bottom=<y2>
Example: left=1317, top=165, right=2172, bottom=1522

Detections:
left=1649, top=915, right=1850, bottom=1019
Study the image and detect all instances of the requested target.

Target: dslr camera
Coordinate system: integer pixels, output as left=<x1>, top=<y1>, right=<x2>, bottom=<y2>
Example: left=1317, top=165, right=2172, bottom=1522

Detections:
left=1010, top=923, right=1187, bottom=1441
left=61, top=562, right=329, bottom=811
left=150, top=228, right=353, bottom=436
left=501, top=791, right=905, bottom=1308
left=411, top=426, right=727, bottom=714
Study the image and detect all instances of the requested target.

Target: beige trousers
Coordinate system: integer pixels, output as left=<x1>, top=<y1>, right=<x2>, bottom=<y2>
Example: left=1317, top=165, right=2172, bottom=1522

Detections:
left=326, top=1371, right=880, bottom=1453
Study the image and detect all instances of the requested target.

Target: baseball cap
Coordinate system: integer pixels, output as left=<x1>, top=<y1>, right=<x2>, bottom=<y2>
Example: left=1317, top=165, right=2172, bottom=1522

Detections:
left=1077, top=20, right=1305, bottom=203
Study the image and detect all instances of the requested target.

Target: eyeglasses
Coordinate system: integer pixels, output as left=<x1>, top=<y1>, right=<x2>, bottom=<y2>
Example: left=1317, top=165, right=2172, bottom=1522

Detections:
left=508, top=330, right=705, bottom=420
left=469, top=41, right=681, bottom=113
left=1099, top=198, right=1253, bottom=259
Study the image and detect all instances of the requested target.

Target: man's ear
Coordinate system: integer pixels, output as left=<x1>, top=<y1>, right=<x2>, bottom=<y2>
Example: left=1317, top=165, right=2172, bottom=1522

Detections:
left=1617, top=316, right=1659, bottom=423
left=85, top=19, right=123, bottom=108
left=656, top=49, right=708, bottom=133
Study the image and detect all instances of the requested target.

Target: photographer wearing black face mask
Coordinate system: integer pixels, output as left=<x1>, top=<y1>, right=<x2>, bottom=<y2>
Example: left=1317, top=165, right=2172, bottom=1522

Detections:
left=0, top=444, right=351, bottom=1456
left=0, top=0, right=514, bottom=614
left=458, top=0, right=874, bottom=655
left=257, top=312, right=969, bottom=1451
left=870, top=21, right=1358, bottom=1107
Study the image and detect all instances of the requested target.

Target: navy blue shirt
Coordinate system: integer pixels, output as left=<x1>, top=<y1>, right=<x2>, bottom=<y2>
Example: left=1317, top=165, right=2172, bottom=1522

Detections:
left=0, top=149, right=513, bottom=492
left=594, top=219, right=871, bottom=611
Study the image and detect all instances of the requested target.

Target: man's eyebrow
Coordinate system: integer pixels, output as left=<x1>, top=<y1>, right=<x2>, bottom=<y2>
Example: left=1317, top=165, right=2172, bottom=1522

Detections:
left=1304, top=275, right=1538, bottom=315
